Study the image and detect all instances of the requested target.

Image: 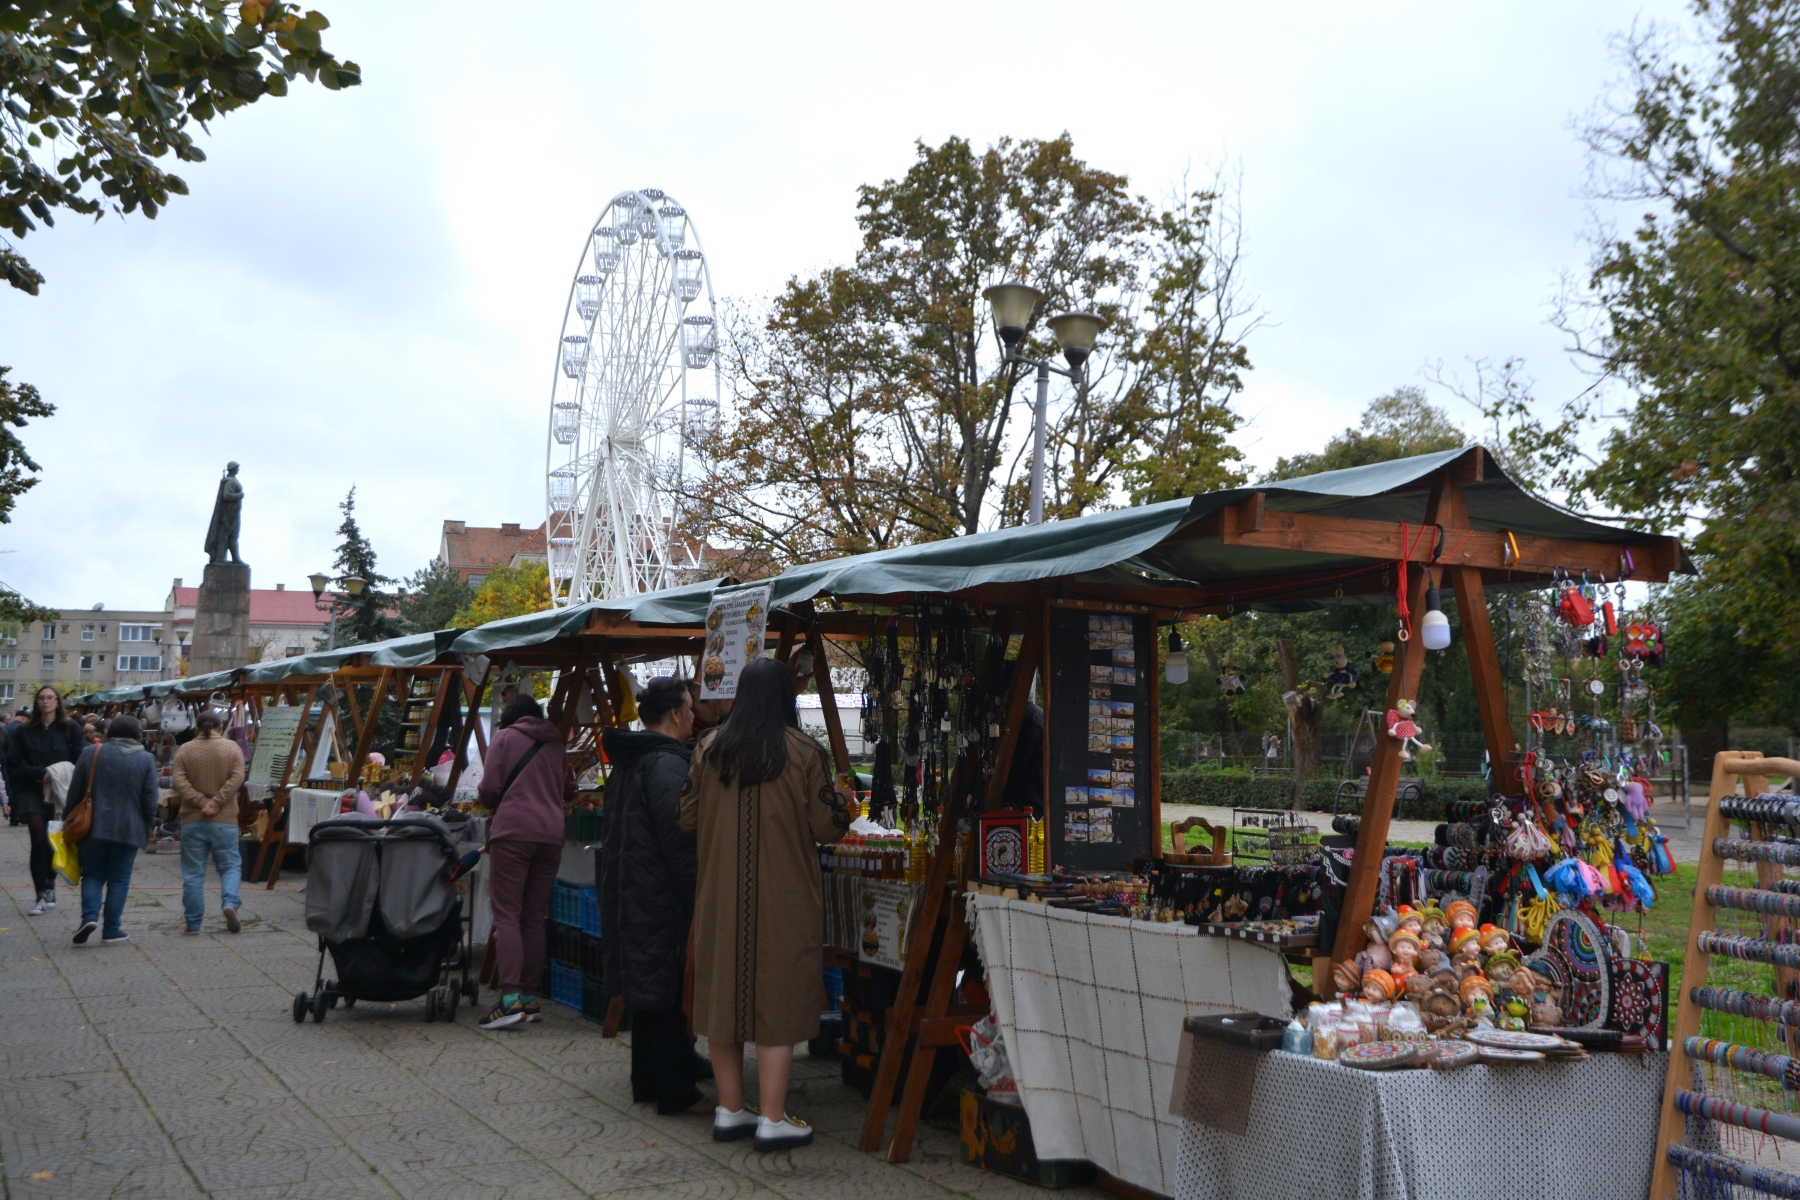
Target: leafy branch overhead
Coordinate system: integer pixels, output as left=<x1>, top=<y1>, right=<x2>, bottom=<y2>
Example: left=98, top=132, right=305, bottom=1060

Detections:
left=0, top=0, right=360, bottom=294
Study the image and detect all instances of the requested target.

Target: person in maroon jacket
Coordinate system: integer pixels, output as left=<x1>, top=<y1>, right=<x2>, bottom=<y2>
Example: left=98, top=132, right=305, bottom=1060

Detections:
left=476, top=693, right=574, bottom=1030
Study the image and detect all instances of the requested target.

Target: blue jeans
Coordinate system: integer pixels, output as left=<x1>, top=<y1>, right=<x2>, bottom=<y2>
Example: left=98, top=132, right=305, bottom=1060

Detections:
left=180, top=821, right=242, bottom=929
left=77, top=838, right=138, bottom=939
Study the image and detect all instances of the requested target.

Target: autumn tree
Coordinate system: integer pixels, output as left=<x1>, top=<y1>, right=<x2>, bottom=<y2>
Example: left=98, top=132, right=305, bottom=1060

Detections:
left=685, top=137, right=1257, bottom=564
left=1265, top=387, right=1466, bottom=482
left=451, top=562, right=551, bottom=629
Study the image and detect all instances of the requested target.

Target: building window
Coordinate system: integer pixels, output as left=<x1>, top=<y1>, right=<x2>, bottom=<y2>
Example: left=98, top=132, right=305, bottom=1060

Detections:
left=80, top=624, right=95, bottom=642
left=78, top=653, right=92, bottom=672
left=39, top=653, right=53, bottom=672
left=0, top=684, right=13, bottom=703
left=0, top=653, right=14, bottom=670
left=117, top=655, right=161, bottom=672
left=97, top=653, right=104, bottom=663
left=41, top=624, right=53, bottom=642
left=467, top=573, right=487, bottom=587
left=119, top=624, right=156, bottom=642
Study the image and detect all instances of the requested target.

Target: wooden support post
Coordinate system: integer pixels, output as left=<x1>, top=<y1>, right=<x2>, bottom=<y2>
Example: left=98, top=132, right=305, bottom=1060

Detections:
left=1649, top=750, right=1759, bottom=1200
left=446, top=673, right=489, bottom=792
left=345, top=669, right=392, bottom=790
left=807, top=627, right=852, bottom=776
left=1327, top=460, right=1469, bottom=972
left=885, top=899, right=969, bottom=1163
left=408, top=668, right=457, bottom=788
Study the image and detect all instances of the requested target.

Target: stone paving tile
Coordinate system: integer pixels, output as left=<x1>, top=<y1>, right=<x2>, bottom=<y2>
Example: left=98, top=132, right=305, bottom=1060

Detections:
left=0, top=827, right=1105, bottom=1199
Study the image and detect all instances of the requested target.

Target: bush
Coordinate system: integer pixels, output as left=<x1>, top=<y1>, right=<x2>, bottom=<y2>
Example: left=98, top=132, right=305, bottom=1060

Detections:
left=1161, top=765, right=1488, bottom=822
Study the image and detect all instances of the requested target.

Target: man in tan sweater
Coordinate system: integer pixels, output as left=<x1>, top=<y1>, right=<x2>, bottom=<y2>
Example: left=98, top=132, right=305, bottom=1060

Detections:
left=172, top=709, right=247, bottom=933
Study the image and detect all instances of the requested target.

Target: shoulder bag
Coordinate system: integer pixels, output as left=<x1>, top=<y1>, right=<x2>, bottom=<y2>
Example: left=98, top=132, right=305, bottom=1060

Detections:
left=63, top=746, right=98, bottom=843
left=490, top=738, right=545, bottom=809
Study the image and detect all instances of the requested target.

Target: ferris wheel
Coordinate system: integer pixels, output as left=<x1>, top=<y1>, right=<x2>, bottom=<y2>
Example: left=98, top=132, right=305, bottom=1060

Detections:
left=546, top=188, right=720, bottom=607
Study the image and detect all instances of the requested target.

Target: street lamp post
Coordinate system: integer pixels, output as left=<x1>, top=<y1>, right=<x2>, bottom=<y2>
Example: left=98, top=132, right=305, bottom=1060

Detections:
left=981, top=282, right=1106, bottom=524
left=308, top=572, right=367, bottom=652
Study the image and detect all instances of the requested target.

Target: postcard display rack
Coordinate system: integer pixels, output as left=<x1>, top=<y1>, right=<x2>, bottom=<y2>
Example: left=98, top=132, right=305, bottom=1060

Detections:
left=1046, top=605, right=1158, bottom=869
left=1652, top=751, right=1800, bottom=1200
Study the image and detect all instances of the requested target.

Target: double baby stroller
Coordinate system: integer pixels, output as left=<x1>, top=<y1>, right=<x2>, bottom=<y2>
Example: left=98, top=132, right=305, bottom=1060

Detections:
left=291, top=813, right=478, bottom=1024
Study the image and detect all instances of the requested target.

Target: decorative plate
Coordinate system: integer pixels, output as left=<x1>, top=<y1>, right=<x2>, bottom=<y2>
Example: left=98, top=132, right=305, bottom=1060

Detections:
left=1462, top=1029, right=1572, bottom=1051
left=1337, top=1042, right=1420, bottom=1070
left=1427, top=1041, right=1480, bottom=1070
left=1476, top=1046, right=1546, bottom=1064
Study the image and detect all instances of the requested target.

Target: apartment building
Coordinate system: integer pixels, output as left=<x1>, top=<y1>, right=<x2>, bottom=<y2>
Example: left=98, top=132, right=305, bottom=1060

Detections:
left=0, top=608, right=173, bottom=706
left=437, top=520, right=547, bottom=586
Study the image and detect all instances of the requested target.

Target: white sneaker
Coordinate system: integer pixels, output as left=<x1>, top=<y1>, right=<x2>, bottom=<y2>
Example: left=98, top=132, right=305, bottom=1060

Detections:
left=29, top=897, right=46, bottom=916
left=712, top=1106, right=759, bottom=1142
left=753, top=1113, right=813, bottom=1152
left=43, top=890, right=54, bottom=908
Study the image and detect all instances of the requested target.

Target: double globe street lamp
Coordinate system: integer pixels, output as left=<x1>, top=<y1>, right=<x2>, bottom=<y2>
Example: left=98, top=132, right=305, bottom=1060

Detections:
left=981, top=282, right=1106, bottom=525
left=308, top=572, right=367, bottom=652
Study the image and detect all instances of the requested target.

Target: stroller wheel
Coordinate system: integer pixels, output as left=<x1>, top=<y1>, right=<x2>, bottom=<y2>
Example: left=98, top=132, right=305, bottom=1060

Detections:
left=463, top=979, right=479, bottom=1004
left=342, top=996, right=356, bottom=1010
left=292, top=992, right=308, bottom=1024
left=444, top=983, right=459, bottom=1021
left=424, top=989, right=438, bottom=1023
left=311, top=990, right=328, bottom=1023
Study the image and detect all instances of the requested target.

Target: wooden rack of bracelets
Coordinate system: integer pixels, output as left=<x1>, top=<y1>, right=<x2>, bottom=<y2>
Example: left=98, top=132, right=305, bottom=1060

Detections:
left=1649, top=750, right=1800, bottom=1200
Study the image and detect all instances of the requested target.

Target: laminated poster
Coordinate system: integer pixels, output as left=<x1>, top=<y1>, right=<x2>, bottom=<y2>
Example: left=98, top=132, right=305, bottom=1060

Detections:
left=858, top=880, right=921, bottom=970
left=248, top=704, right=306, bottom=786
left=699, top=583, right=773, bottom=700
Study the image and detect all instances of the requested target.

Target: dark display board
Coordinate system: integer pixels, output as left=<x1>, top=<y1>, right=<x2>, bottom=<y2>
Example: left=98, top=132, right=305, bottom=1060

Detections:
left=1046, top=606, right=1155, bottom=871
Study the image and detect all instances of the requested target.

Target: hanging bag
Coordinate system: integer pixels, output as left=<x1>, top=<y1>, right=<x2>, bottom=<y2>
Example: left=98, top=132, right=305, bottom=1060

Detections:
left=62, top=744, right=98, bottom=844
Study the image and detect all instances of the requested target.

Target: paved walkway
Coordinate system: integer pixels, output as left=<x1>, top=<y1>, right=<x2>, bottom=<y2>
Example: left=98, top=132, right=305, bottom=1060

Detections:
left=0, top=827, right=1087, bottom=1200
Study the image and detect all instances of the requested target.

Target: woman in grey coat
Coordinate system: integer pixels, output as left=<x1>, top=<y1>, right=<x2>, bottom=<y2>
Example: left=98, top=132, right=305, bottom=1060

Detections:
left=68, top=715, right=161, bottom=946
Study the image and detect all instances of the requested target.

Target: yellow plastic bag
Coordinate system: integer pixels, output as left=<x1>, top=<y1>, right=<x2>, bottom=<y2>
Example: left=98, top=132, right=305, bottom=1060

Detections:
left=48, top=827, right=80, bottom=886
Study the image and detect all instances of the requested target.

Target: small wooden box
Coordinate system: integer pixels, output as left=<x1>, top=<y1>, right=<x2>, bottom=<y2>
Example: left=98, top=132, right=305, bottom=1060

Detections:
left=958, top=1090, right=1095, bottom=1189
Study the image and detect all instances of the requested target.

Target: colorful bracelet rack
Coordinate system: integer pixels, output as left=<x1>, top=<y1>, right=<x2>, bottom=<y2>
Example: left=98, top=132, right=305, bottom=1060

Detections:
left=1713, top=838, right=1800, bottom=867
left=1697, top=931, right=1800, bottom=969
left=1688, top=986, right=1800, bottom=1027
left=1683, top=1036, right=1800, bottom=1090
left=1705, top=885, right=1800, bottom=918
left=1720, top=793, right=1800, bottom=828
left=1667, top=1145, right=1800, bottom=1200
left=1677, top=1090, right=1800, bottom=1142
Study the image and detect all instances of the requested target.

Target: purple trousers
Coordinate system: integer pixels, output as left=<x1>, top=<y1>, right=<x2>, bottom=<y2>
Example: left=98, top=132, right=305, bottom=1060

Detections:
left=487, top=839, right=561, bottom=993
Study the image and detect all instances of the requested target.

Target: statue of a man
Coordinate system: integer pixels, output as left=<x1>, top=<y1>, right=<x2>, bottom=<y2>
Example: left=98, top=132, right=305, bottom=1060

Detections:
left=204, top=462, right=247, bottom=566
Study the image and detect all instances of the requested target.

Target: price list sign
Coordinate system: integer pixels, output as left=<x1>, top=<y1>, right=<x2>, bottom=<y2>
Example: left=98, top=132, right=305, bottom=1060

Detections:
left=1046, top=606, right=1154, bottom=870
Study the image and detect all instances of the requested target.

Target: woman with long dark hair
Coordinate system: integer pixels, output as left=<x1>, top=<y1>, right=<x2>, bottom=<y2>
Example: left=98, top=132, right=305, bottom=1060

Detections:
left=679, top=656, right=851, bottom=1151
left=4, top=686, right=84, bottom=915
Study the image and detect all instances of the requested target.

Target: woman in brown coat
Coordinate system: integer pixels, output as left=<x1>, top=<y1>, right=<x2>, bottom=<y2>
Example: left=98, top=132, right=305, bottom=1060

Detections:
left=679, top=656, right=850, bottom=1151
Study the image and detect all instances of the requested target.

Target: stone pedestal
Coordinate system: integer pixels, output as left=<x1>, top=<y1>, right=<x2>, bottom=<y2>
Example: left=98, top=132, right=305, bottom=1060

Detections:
left=190, top=563, right=251, bottom=677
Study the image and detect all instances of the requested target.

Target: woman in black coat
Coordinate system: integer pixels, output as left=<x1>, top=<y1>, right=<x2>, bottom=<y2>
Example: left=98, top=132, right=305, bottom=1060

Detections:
left=4, top=686, right=85, bottom=914
left=598, top=676, right=705, bottom=1115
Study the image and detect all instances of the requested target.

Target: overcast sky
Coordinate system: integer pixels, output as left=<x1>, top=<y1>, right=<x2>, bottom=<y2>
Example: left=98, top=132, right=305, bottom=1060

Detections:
left=0, top=0, right=1688, bottom=611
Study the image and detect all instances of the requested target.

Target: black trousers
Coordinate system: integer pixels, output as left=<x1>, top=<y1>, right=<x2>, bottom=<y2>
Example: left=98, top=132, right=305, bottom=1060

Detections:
left=24, top=812, right=52, bottom=894
left=630, top=1005, right=703, bottom=1114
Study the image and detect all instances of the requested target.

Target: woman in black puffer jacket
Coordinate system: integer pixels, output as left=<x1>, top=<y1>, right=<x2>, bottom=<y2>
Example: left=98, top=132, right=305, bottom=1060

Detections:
left=4, top=686, right=85, bottom=914
left=598, top=676, right=704, bottom=1115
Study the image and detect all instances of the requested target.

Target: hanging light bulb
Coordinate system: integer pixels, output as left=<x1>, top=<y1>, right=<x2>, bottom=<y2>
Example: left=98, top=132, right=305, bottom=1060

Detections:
left=1421, top=571, right=1452, bottom=651
left=1165, top=628, right=1189, bottom=684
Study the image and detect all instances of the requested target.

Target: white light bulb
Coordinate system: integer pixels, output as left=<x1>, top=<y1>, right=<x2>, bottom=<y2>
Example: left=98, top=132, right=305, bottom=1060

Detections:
left=1165, top=651, right=1189, bottom=685
left=1421, top=609, right=1452, bottom=651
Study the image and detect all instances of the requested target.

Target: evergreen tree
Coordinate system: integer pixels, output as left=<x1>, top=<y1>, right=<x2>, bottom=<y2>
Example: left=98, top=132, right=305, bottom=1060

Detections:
left=327, top=488, right=401, bottom=647
left=398, top=559, right=473, bottom=635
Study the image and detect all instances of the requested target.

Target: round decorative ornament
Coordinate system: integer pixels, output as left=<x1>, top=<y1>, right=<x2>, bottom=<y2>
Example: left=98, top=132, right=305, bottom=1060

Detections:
left=1586, top=679, right=1606, bottom=696
left=1525, top=908, right=1610, bottom=1029
left=1462, top=1028, right=1573, bottom=1051
left=1604, top=788, right=1620, bottom=804
left=1476, top=1046, right=1546, bottom=1064
left=1427, top=1040, right=1481, bottom=1070
left=1338, top=1041, right=1422, bottom=1071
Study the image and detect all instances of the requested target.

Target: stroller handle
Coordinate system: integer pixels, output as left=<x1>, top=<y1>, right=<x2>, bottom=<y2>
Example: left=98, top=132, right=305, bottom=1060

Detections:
left=307, top=814, right=462, bottom=860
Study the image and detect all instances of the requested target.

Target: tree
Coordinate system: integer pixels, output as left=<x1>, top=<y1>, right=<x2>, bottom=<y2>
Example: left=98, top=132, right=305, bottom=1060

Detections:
left=685, top=138, right=1258, bottom=562
left=1264, top=387, right=1466, bottom=481
left=451, top=561, right=550, bottom=629
left=398, top=558, right=472, bottom=635
left=326, top=487, right=400, bottom=647
left=0, top=368, right=56, bottom=624
left=1, top=0, right=359, bottom=296
left=1559, top=0, right=1800, bottom=651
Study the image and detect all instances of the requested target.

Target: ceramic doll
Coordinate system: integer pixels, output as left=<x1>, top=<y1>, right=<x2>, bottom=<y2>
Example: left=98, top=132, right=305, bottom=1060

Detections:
left=1354, top=912, right=1396, bottom=976
left=1445, top=899, right=1478, bottom=939
left=1478, top=923, right=1511, bottom=958
left=1402, top=971, right=1433, bottom=1005
left=1417, top=946, right=1445, bottom=974
left=1418, top=900, right=1449, bottom=952
left=1388, top=929, right=1423, bottom=977
left=1484, top=950, right=1521, bottom=987
left=1361, top=968, right=1398, bottom=1004
left=1331, top=959, right=1363, bottom=997
left=1460, top=975, right=1496, bottom=1024
left=1422, top=986, right=1462, bottom=1022
left=1395, top=905, right=1424, bottom=938
left=1450, top=927, right=1482, bottom=970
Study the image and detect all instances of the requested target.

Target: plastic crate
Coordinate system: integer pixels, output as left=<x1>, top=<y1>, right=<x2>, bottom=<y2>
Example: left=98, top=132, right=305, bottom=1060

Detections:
left=572, top=806, right=602, bottom=842
left=580, top=932, right=604, bottom=977
left=580, top=887, right=600, bottom=937
left=549, top=962, right=583, bottom=1011
left=582, top=973, right=608, bottom=1023
left=550, top=924, right=582, bottom=969
left=552, top=880, right=582, bottom=928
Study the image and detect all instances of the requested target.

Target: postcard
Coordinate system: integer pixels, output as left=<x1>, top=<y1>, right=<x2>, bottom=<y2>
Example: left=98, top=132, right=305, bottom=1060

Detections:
left=1087, top=769, right=1112, bottom=785
left=1087, top=734, right=1110, bottom=753
left=1111, top=734, right=1135, bottom=753
left=1114, top=668, right=1136, bottom=686
left=1088, top=809, right=1114, bottom=842
left=1113, top=647, right=1135, bottom=667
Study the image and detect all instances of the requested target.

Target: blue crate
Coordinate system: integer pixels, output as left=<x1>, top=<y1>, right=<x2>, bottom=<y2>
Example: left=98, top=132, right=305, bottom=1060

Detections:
left=822, top=965, right=844, bottom=1009
left=552, top=880, right=582, bottom=928
left=580, top=887, right=600, bottom=938
left=549, top=961, right=583, bottom=1011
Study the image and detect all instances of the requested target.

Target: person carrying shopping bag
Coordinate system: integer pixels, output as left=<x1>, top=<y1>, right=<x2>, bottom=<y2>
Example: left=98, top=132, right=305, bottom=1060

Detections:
left=68, top=715, right=160, bottom=946
left=171, top=708, right=247, bottom=934
left=4, top=686, right=84, bottom=914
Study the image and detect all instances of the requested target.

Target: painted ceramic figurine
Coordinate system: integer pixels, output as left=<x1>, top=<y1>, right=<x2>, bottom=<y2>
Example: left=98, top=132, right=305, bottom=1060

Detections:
left=1460, top=975, right=1496, bottom=1023
left=1445, top=899, right=1478, bottom=938
left=1388, top=929, right=1423, bottom=977
left=1484, top=950, right=1521, bottom=986
left=1450, top=927, right=1482, bottom=970
left=1417, top=900, right=1449, bottom=952
left=1478, top=923, right=1511, bottom=957
left=1395, top=905, right=1424, bottom=938
left=1361, top=968, right=1398, bottom=1004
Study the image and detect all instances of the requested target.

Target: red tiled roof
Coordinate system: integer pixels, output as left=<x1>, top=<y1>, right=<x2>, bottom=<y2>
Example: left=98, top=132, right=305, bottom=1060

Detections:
left=170, top=587, right=330, bottom=627
left=442, top=521, right=546, bottom=581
